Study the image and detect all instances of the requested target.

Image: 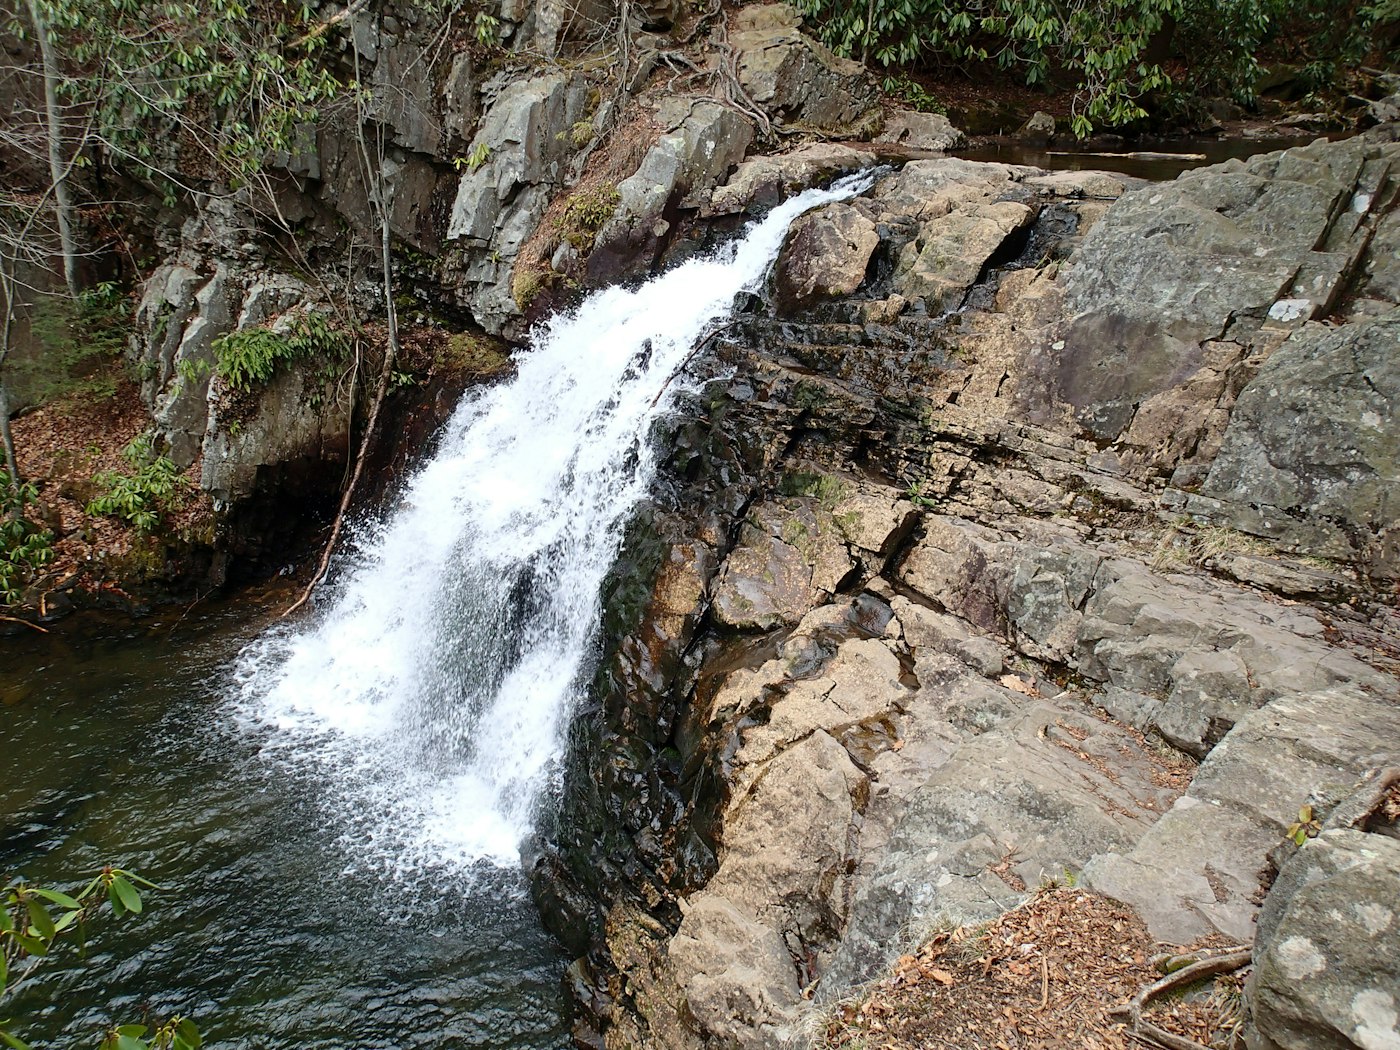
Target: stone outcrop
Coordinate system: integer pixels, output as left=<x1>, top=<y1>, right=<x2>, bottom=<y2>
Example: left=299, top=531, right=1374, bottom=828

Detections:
left=444, top=70, right=594, bottom=333
left=540, top=129, right=1400, bottom=1050
left=1247, top=771, right=1400, bottom=1050
left=728, top=4, right=880, bottom=135
left=117, top=0, right=912, bottom=588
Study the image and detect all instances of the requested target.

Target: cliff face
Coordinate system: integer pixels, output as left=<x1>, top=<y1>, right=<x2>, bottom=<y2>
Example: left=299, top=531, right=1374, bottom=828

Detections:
left=110, top=0, right=918, bottom=587
left=535, top=130, right=1400, bottom=1049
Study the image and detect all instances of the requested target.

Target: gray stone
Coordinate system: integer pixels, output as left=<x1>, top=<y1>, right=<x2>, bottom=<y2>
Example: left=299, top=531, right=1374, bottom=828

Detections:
left=590, top=99, right=754, bottom=283
left=444, top=70, right=590, bottom=332
left=1017, top=110, right=1056, bottom=145
left=709, top=143, right=876, bottom=216
left=711, top=498, right=853, bottom=630
left=774, top=203, right=878, bottom=309
left=872, top=110, right=965, bottom=151
left=1248, top=829, right=1400, bottom=1050
left=1061, top=137, right=1400, bottom=340
left=827, top=697, right=1182, bottom=989
left=729, top=3, right=880, bottom=134
left=1199, top=311, right=1400, bottom=577
left=1085, top=686, right=1400, bottom=945
left=154, top=266, right=237, bottom=468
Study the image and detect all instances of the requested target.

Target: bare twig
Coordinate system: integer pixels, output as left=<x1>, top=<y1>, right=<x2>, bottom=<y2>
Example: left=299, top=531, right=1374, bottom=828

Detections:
left=1112, top=949, right=1252, bottom=1050
left=0, top=614, right=48, bottom=632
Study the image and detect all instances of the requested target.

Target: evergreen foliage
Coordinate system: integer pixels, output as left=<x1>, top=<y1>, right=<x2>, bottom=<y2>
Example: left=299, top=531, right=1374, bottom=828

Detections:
left=0, top=476, right=53, bottom=606
left=797, top=0, right=1400, bottom=134
left=211, top=312, right=349, bottom=393
left=86, top=433, right=184, bottom=533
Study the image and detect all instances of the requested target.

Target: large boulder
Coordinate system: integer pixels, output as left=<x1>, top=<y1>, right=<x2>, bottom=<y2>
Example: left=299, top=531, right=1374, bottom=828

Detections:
left=588, top=98, right=754, bottom=283
left=729, top=4, right=880, bottom=135
left=773, top=202, right=879, bottom=310
left=1248, top=827, right=1400, bottom=1050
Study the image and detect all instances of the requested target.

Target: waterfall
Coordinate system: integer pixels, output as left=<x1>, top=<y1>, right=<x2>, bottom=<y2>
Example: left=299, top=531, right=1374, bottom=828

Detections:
left=234, top=173, right=874, bottom=878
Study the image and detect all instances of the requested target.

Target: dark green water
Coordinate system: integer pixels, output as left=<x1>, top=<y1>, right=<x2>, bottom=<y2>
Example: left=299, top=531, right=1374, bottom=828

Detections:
left=0, top=598, right=569, bottom=1049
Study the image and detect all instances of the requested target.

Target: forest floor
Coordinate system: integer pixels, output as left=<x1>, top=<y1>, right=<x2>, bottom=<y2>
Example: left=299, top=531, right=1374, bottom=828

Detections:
left=820, top=888, right=1250, bottom=1050
left=10, top=375, right=214, bottom=614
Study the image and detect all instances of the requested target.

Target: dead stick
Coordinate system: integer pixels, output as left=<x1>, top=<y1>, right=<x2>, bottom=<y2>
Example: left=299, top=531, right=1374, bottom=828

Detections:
left=1132, top=1019, right=1213, bottom=1050
left=0, top=614, right=48, bottom=632
left=1112, top=950, right=1252, bottom=1018
left=282, top=340, right=395, bottom=619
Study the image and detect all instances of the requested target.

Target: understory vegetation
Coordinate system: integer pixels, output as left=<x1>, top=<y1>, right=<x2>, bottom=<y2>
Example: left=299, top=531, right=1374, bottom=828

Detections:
left=86, top=433, right=186, bottom=534
left=211, top=312, right=350, bottom=393
left=798, top=0, right=1400, bottom=133
left=0, top=476, right=53, bottom=605
left=1, top=869, right=200, bottom=1050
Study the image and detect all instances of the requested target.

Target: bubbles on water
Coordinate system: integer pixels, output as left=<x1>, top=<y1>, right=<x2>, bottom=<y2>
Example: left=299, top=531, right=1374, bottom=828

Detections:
left=232, top=172, right=877, bottom=884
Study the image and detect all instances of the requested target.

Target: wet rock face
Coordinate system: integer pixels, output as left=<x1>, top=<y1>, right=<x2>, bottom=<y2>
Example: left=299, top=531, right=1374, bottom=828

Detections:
left=546, top=132, right=1400, bottom=1050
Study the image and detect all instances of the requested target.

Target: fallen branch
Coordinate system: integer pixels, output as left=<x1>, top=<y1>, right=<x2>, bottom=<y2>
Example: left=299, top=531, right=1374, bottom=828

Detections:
left=289, top=0, right=371, bottom=50
left=649, top=323, right=732, bottom=408
left=0, top=614, right=48, bottom=632
left=281, top=335, right=394, bottom=619
left=1112, top=949, right=1252, bottom=1050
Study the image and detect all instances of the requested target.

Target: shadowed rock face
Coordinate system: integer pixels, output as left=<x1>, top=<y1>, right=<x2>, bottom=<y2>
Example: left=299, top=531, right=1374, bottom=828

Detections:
left=536, top=130, right=1400, bottom=1050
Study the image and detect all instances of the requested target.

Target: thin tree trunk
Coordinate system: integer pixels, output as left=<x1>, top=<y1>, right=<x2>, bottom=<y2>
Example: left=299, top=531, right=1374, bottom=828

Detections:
left=0, top=380, right=18, bottom=486
left=26, top=0, right=80, bottom=297
left=0, top=266, right=19, bottom=484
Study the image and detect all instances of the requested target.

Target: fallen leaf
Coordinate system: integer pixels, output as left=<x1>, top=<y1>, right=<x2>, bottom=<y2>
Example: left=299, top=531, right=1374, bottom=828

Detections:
left=1001, top=674, right=1040, bottom=696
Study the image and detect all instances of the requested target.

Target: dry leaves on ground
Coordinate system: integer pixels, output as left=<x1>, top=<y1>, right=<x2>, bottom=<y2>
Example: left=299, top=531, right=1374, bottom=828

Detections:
left=823, top=888, right=1247, bottom=1050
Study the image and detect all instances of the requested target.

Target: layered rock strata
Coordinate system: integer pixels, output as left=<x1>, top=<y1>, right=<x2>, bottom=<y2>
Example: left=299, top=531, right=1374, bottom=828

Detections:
left=540, top=130, right=1400, bottom=1050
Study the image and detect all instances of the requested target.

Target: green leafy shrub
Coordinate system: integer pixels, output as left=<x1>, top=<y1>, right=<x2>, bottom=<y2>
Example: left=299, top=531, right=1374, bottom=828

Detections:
left=12, top=282, right=128, bottom=407
left=1, top=477, right=54, bottom=606
left=211, top=312, right=348, bottom=393
left=799, top=0, right=1178, bottom=135
left=86, top=434, right=185, bottom=533
left=2, top=868, right=201, bottom=1050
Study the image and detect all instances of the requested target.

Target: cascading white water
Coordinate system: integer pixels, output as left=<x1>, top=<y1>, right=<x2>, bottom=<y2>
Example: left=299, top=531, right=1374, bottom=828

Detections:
left=234, top=173, right=875, bottom=877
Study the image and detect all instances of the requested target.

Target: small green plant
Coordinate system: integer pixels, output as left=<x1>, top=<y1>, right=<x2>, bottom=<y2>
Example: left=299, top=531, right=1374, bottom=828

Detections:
left=472, top=10, right=500, bottom=46
left=882, top=74, right=945, bottom=113
left=455, top=142, right=492, bottom=173
left=1286, top=804, right=1322, bottom=846
left=13, top=284, right=129, bottom=407
left=780, top=472, right=849, bottom=508
left=567, top=120, right=594, bottom=149
left=1, top=478, right=54, bottom=606
left=86, top=434, right=185, bottom=533
left=2, top=868, right=200, bottom=1050
left=175, top=358, right=210, bottom=386
left=511, top=266, right=557, bottom=312
left=905, top=480, right=934, bottom=509
left=211, top=312, right=348, bottom=393
left=553, top=185, right=620, bottom=251
left=438, top=333, right=510, bottom=376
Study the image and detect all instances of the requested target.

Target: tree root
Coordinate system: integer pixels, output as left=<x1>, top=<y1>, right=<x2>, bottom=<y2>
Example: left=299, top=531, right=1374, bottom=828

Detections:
left=0, top=614, right=48, bottom=632
left=1112, top=949, right=1252, bottom=1050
